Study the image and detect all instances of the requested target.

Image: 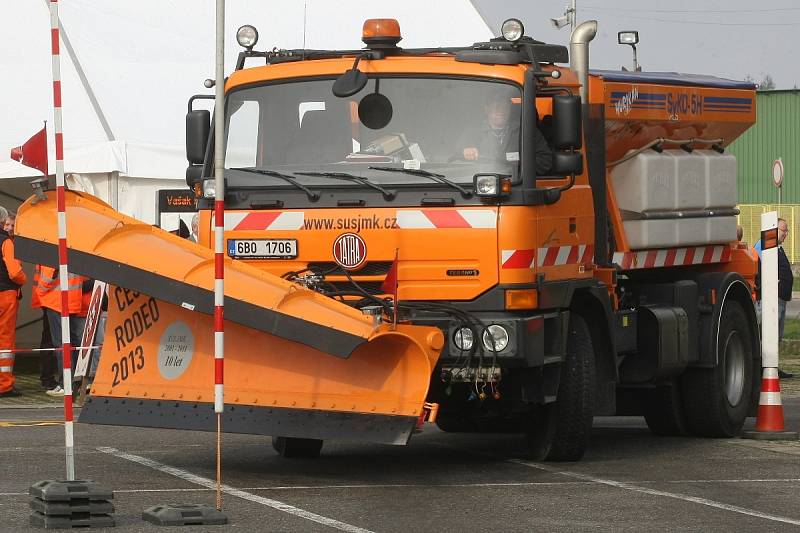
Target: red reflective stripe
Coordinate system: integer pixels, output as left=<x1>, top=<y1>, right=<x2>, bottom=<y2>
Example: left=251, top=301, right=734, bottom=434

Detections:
left=721, top=246, right=731, bottom=262
left=64, top=394, right=73, bottom=422
left=502, top=249, right=535, bottom=269
left=566, top=246, right=579, bottom=264
left=55, top=133, right=64, bottom=160
left=702, top=246, right=715, bottom=263
left=234, top=212, right=280, bottom=230
left=622, top=253, right=633, bottom=270
left=543, top=246, right=559, bottom=266
left=581, top=245, right=594, bottom=264
left=644, top=250, right=657, bottom=268
left=684, top=248, right=696, bottom=264
left=58, top=238, right=68, bottom=264
left=51, top=29, right=60, bottom=55
left=215, top=253, right=223, bottom=275
left=665, top=248, right=677, bottom=267
left=53, top=80, right=62, bottom=107
left=215, top=359, right=224, bottom=384
left=762, top=378, right=781, bottom=393
left=422, top=210, right=470, bottom=228
left=214, top=306, right=224, bottom=331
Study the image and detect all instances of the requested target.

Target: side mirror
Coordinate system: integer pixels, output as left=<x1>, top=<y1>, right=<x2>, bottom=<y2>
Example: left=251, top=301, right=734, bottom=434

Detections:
left=550, top=152, right=583, bottom=176
left=552, top=95, right=582, bottom=150
left=186, top=110, right=210, bottom=165
left=186, top=164, right=204, bottom=188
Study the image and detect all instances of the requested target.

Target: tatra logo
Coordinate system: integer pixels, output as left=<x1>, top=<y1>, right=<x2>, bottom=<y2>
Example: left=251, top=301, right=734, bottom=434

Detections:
left=332, top=233, right=367, bottom=270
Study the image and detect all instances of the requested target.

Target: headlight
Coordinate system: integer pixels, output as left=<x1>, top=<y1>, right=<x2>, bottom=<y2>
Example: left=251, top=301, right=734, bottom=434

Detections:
left=202, top=179, right=216, bottom=199
left=474, top=174, right=511, bottom=197
left=237, top=25, right=259, bottom=49
left=482, top=324, right=509, bottom=352
left=501, top=18, right=525, bottom=42
left=453, top=327, right=474, bottom=351
left=475, top=175, right=499, bottom=196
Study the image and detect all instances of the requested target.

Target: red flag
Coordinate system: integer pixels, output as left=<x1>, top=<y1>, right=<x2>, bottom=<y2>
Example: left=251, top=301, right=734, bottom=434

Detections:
left=10, top=125, right=48, bottom=176
left=381, top=248, right=399, bottom=327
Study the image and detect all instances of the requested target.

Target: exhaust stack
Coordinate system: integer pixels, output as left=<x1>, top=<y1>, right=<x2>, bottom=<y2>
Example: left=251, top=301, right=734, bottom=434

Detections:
left=569, top=20, right=598, bottom=103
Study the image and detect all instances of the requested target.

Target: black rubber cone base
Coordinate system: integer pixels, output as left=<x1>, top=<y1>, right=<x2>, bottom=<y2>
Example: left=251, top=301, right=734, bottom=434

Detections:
left=741, top=429, right=799, bottom=441
left=30, top=497, right=114, bottom=516
left=30, top=480, right=113, bottom=502
left=142, top=504, right=228, bottom=526
left=30, top=511, right=115, bottom=529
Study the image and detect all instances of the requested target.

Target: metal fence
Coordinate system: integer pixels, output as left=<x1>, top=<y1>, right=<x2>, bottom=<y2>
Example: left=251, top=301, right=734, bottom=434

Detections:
left=738, top=204, right=800, bottom=262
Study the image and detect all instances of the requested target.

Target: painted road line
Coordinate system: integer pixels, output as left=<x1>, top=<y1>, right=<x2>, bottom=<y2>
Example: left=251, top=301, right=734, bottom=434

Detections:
left=96, top=447, right=374, bottom=533
left=510, top=459, right=800, bottom=527
left=0, top=420, right=62, bottom=427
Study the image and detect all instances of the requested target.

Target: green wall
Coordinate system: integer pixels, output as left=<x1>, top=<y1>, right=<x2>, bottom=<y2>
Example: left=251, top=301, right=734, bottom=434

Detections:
left=727, top=90, right=800, bottom=204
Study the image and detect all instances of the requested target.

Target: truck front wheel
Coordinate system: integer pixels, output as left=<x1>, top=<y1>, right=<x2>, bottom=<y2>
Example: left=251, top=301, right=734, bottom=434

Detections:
left=681, top=300, right=754, bottom=437
left=525, top=313, right=596, bottom=461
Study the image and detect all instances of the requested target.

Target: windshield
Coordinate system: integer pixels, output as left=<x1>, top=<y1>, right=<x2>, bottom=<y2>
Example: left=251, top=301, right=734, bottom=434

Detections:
left=224, top=77, right=522, bottom=186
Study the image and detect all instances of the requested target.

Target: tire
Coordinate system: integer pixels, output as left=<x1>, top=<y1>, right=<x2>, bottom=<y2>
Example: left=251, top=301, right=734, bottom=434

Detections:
left=681, top=300, right=754, bottom=437
left=525, top=313, right=596, bottom=461
left=271, top=436, right=323, bottom=458
left=643, top=382, right=688, bottom=436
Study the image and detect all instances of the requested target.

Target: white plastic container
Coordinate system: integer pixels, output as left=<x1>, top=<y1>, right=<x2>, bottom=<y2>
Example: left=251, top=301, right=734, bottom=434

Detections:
left=707, top=215, right=737, bottom=243
left=613, top=150, right=739, bottom=250
left=624, top=220, right=679, bottom=250
left=697, top=149, right=737, bottom=209
left=671, top=151, right=706, bottom=211
left=612, top=151, right=677, bottom=213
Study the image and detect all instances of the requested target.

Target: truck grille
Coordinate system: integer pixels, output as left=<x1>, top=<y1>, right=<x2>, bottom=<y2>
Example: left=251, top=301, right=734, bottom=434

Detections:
left=308, top=261, right=393, bottom=276
left=327, top=281, right=385, bottom=295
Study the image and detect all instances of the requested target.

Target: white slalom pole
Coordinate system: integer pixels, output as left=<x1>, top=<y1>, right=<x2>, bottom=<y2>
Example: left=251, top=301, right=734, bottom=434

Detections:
left=213, top=0, right=226, bottom=512
left=761, top=211, right=779, bottom=369
left=49, top=0, right=76, bottom=481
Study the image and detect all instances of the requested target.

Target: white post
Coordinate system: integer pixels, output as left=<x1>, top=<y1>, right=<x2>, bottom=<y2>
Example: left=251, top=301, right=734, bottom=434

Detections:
left=761, top=211, right=779, bottom=369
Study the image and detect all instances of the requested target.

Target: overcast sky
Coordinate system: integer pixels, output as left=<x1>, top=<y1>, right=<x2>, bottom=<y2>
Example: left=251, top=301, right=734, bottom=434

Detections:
left=472, top=0, right=799, bottom=89
left=3, top=0, right=797, bottom=164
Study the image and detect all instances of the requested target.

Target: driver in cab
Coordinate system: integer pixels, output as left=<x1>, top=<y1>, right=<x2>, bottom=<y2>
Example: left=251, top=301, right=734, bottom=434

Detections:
left=460, top=95, right=553, bottom=175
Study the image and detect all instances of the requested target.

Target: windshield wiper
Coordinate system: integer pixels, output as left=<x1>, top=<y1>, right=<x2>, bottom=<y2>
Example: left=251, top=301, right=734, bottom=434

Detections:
left=231, top=167, right=320, bottom=201
left=368, top=166, right=472, bottom=198
left=295, top=171, right=396, bottom=201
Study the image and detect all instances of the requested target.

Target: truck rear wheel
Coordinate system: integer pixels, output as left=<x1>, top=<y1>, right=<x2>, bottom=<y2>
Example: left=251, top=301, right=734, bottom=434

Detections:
left=272, top=436, right=324, bottom=458
left=525, top=313, right=595, bottom=461
left=643, top=382, right=688, bottom=436
left=681, top=300, right=754, bottom=437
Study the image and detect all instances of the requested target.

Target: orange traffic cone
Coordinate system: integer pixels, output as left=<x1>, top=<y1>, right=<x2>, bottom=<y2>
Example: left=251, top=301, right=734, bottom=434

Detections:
left=742, top=368, right=798, bottom=441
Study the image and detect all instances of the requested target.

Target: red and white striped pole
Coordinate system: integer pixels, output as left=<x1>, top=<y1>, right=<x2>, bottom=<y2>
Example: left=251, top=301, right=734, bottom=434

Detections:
left=49, top=0, right=76, bottom=480
left=743, top=212, right=798, bottom=440
left=213, top=0, right=226, bottom=511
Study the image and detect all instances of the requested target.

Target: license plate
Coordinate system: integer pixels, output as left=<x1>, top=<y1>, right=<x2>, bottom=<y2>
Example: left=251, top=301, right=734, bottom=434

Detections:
left=227, top=239, right=297, bottom=259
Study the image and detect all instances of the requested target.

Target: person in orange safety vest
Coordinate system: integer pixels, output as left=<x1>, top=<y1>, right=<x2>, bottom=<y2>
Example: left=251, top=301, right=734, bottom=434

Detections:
left=32, top=262, right=87, bottom=396
left=0, top=214, right=27, bottom=397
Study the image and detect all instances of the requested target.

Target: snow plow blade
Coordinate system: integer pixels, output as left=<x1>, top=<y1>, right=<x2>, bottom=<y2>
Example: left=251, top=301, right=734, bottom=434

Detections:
left=15, top=192, right=443, bottom=445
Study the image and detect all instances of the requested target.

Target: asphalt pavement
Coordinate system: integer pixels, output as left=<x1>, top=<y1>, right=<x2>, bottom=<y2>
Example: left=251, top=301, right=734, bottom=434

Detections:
left=2, top=400, right=800, bottom=532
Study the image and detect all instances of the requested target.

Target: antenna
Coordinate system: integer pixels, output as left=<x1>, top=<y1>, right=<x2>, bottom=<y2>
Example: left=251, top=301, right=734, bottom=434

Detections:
left=302, top=3, right=307, bottom=50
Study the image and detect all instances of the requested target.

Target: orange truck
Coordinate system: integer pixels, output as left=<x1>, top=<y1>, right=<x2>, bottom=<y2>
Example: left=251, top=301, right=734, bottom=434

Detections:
left=16, top=17, right=760, bottom=461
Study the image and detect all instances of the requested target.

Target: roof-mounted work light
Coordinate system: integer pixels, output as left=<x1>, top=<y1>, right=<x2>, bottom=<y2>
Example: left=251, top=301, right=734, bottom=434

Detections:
left=236, top=25, right=259, bottom=50
left=362, top=18, right=402, bottom=47
left=617, top=31, right=640, bottom=71
left=501, top=18, right=525, bottom=42
left=617, top=31, right=639, bottom=45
